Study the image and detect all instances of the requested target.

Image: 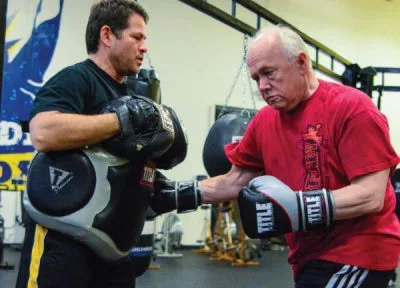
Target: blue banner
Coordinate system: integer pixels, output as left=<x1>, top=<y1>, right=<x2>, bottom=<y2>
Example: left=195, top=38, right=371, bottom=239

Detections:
left=0, top=0, right=64, bottom=191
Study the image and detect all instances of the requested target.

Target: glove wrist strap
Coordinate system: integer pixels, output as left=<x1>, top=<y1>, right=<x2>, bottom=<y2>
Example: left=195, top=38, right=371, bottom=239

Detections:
left=175, top=181, right=201, bottom=213
left=297, top=189, right=335, bottom=232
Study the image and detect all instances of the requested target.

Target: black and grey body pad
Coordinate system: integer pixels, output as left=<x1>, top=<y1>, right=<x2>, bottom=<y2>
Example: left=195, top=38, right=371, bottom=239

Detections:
left=23, top=146, right=156, bottom=261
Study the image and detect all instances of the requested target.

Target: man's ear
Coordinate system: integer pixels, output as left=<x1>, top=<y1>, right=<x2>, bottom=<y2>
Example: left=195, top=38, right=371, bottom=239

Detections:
left=99, top=25, right=113, bottom=48
left=296, top=52, right=309, bottom=75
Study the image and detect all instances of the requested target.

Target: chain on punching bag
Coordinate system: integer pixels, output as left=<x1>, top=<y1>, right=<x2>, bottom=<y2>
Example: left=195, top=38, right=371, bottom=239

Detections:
left=202, top=35, right=257, bottom=177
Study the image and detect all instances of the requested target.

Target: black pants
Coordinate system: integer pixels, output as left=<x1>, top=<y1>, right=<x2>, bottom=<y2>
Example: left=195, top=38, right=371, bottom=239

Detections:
left=16, top=219, right=136, bottom=288
left=295, top=259, right=394, bottom=288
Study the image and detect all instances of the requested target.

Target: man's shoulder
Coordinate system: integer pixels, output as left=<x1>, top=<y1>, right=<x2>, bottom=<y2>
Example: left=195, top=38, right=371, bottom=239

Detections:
left=55, top=60, right=91, bottom=77
left=248, top=105, right=276, bottom=128
left=319, top=79, right=379, bottom=119
left=319, top=79, right=372, bottom=106
left=45, top=60, right=94, bottom=86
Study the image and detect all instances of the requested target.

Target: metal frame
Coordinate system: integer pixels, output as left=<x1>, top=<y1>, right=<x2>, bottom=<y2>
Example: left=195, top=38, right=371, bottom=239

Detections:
left=0, top=0, right=7, bottom=107
left=372, top=67, right=400, bottom=110
left=373, top=67, right=400, bottom=92
left=178, top=0, right=351, bottom=81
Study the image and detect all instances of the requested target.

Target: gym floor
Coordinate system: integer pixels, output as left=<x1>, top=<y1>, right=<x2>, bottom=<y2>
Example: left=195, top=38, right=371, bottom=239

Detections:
left=1, top=245, right=398, bottom=287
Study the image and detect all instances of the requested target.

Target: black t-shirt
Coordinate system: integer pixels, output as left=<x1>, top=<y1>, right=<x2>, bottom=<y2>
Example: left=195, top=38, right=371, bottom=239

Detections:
left=27, top=62, right=153, bottom=255
left=30, top=59, right=131, bottom=120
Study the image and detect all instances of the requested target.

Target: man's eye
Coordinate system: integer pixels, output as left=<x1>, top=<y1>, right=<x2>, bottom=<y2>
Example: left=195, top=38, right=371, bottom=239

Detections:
left=263, top=70, right=275, bottom=79
left=252, top=76, right=259, bottom=83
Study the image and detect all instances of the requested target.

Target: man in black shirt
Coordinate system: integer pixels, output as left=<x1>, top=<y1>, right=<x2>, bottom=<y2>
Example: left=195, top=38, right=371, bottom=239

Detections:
left=16, top=1, right=154, bottom=287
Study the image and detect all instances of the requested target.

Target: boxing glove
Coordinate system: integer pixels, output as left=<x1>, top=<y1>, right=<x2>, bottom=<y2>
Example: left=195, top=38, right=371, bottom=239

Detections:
left=238, top=175, right=335, bottom=238
left=150, top=171, right=201, bottom=215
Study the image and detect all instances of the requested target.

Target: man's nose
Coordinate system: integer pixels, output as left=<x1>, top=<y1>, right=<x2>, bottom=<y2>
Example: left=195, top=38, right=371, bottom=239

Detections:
left=259, top=78, right=271, bottom=93
left=140, top=42, right=148, bottom=53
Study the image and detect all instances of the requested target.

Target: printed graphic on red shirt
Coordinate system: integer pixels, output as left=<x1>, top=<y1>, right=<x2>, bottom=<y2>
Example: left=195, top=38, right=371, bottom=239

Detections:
left=302, top=124, right=322, bottom=191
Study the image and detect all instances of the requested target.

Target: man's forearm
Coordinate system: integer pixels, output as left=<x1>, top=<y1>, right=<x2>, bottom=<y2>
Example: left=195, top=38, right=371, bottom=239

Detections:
left=333, top=185, right=384, bottom=220
left=30, top=111, right=120, bottom=151
left=199, top=175, right=237, bottom=203
left=332, top=169, right=389, bottom=220
left=199, top=166, right=260, bottom=203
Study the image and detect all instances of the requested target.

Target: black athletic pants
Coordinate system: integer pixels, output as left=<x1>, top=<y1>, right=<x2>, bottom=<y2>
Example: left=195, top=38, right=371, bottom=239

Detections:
left=16, top=219, right=136, bottom=288
left=295, top=259, right=393, bottom=288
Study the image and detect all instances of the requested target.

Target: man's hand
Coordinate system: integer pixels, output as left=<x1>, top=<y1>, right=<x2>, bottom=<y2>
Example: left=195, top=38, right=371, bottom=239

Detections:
left=102, top=95, right=158, bottom=138
left=238, top=175, right=335, bottom=238
left=102, top=95, right=175, bottom=160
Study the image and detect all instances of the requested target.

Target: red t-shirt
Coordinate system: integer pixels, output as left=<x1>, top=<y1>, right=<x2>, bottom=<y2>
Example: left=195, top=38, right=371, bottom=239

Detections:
left=225, top=80, right=400, bottom=277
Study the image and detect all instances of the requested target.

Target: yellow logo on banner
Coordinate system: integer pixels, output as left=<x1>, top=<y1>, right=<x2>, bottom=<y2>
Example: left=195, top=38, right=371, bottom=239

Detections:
left=0, top=153, right=33, bottom=192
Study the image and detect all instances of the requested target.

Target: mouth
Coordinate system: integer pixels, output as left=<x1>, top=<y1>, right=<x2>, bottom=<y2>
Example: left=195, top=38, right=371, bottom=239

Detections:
left=266, top=95, right=279, bottom=103
left=136, top=57, right=143, bottom=65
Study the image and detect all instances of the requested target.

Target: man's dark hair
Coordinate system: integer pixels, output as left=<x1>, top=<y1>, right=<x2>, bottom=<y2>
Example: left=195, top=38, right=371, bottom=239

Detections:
left=85, top=0, right=149, bottom=54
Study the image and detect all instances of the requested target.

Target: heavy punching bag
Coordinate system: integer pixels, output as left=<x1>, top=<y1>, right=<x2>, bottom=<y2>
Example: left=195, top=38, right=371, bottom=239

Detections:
left=126, top=69, right=161, bottom=104
left=202, top=112, right=252, bottom=177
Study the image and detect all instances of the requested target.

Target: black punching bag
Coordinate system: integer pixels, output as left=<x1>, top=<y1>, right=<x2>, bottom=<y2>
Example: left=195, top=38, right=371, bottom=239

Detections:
left=126, top=69, right=161, bottom=104
left=202, top=113, right=251, bottom=177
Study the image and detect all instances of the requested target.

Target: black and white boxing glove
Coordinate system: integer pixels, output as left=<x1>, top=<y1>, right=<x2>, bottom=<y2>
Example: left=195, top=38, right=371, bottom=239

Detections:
left=150, top=171, right=201, bottom=215
left=238, top=175, right=335, bottom=238
left=102, top=95, right=175, bottom=160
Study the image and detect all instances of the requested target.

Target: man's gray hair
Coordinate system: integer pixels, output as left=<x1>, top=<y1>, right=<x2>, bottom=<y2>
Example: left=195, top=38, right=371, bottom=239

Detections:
left=254, top=25, right=312, bottom=67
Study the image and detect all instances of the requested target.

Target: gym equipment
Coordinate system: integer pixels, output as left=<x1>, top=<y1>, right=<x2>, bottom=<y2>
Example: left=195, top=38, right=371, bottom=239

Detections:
left=157, top=213, right=183, bottom=258
left=24, top=148, right=153, bottom=261
left=192, top=204, right=214, bottom=255
left=209, top=202, right=236, bottom=262
left=150, top=171, right=202, bottom=215
left=341, top=65, right=377, bottom=98
left=202, top=35, right=256, bottom=177
left=198, top=35, right=261, bottom=267
left=0, top=214, right=15, bottom=270
left=126, top=68, right=161, bottom=105
left=342, top=66, right=400, bottom=110
left=206, top=201, right=260, bottom=267
left=203, top=112, right=252, bottom=177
